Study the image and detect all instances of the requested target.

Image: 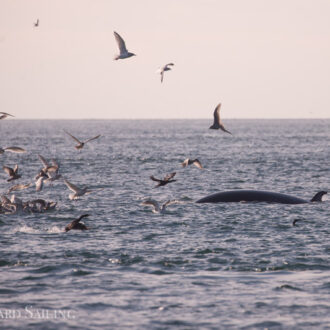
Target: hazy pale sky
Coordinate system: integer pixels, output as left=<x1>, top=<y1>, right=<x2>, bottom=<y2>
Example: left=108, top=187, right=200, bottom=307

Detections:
left=1, top=0, right=330, bottom=119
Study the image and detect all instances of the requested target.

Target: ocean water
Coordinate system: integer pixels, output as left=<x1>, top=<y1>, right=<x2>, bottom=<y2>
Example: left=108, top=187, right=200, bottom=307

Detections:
left=0, top=119, right=329, bottom=329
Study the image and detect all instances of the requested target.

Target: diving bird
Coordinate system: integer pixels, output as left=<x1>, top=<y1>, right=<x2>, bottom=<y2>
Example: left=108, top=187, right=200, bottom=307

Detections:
left=141, top=199, right=179, bottom=214
left=64, top=178, right=91, bottom=200
left=0, top=112, right=14, bottom=120
left=181, top=158, right=203, bottom=169
left=209, top=103, right=232, bottom=135
left=113, top=31, right=136, bottom=60
left=34, top=19, right=39, bottom=27
left=157, top=63, right=174, bottom=83
left=0, top=146, right=26, bottom=154
left=64, top=130, right=101, bottom=150
left=65, top=214, right=90, bottom=232
left=150, top=172, right=177, bottom=188
left=3, top=165, right=21, bottom=182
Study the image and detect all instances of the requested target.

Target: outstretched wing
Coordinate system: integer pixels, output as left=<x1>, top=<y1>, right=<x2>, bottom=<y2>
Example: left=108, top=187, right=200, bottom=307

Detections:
left=84, top=135, right=101, bottom=144
left=114, top=31, right=128, bottom=54
left=64, top=130, right=82, bottom=144
left=142, top=199, right=160, bottom=212
left=4, top=147, right=26, bottom=153
left=150, top=176, right=161, bottom=182
left=38, top=154, right=49, bottom=168
left=164, top=172, right=176, bottom=181
left=64, top=179, right=80, bottom=193
left=3, top=166, right=14, bottom=176
left=192, top=159, right=203, bottom=169
left=213, top=103, right=221, bottom=126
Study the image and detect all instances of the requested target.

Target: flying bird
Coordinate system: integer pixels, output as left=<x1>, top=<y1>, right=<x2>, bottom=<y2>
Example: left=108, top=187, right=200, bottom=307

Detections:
left=181, top=158, right=203, bottom=169
left=64, top=130, right=101, bottom=150
left=157, top=63, right=174, bottom=83
left=0, top=146, right=26, bottom=154
left=113, top=31, right=136, bottom=60
left=141, top=199, right=179, bottom=214
left=150, top=172, right=177, bottom=188
left=7, top=183, right=32, bottom=193
left=64, top=178, right=91, bottom=200
left=34, top=19, right=39, bottom=27
left=3, top=165, right=21, bottom=182
left=65, top=214, right=90, bottom=232
left=209, top=103, right=232, bottom=135
left=0, top=112, right=14, bottom=120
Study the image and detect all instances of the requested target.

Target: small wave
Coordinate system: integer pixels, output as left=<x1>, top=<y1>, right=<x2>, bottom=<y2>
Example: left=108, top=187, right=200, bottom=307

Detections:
left=11, top=225, right=41, bottom=234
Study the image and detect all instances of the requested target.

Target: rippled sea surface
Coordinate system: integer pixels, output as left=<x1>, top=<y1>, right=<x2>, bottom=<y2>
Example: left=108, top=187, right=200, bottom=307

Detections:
left=0, top=119, right=329, bottom=329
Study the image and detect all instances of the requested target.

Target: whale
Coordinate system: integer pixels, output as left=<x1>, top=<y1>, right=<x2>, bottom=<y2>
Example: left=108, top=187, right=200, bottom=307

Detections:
left=196, top=190, right=327, bottom=204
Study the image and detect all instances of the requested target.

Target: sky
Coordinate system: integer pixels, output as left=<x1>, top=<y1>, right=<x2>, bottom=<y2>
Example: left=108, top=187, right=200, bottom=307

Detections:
left=0, top=0, right=330, bottom=119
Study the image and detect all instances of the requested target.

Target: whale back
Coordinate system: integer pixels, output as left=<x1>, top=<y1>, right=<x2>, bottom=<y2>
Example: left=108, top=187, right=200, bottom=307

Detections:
left=196, top=190, right=308, bottom=204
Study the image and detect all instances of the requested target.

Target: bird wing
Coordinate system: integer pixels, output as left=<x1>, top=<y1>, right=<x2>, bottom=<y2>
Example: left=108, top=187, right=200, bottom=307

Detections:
left=4, top=147, right=26, bottom=153
left=35, top=177, right=44, bottom=191
left=13, top=164, right=19, bottom=174
left=51, top=158, right=60, bottom=169
left=181, top=159, right=189, bottom=167
left=64, top=130, right=82, bottom=144
left=219, top=124, right=232, bottom=135
left=114, top=31, right=128, bottom=54
left=142, top=200, right=160, bottom=212
left=0, top=112, right=14, bottom=117
left=64, top=179, right=81, bottom=193
left=213, top=103, right=221, bottom=126
left=164, top=172, right=176, bottom=181
left=84, top=135, right=101, bottom=144
left=193, top=159, right=203, bottom=169
left=150, top=176, right=161, bottom=182
left=160, top=71, right=164, bottom=83
left=3, top=166, right=14, bottom=176
left=38, top=154, right=49, bottom=168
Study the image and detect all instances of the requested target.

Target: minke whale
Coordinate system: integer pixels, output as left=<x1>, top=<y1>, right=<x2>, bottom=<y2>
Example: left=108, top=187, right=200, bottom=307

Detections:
left=196, top=190, right=327, bottom=204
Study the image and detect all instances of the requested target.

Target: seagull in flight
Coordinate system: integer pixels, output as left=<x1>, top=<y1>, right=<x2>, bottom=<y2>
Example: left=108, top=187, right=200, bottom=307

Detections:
left=181, top=158, right=203, bottom=169
left=64, top=130, right=101, bottom=150
left=113, top=31, right=136, bottom=60
left=209, top=103, right=232, bottom=135
left=65, top=214, right=90, bottom=232
left=0, top=112, right=14, bottom=120
left=157, top=63, right=174, bottom=83
left=150, top=172, right=177, bottom=188
left=64, top=178, right=91, bottom=200
left=141, top=199, right=179, bottom=214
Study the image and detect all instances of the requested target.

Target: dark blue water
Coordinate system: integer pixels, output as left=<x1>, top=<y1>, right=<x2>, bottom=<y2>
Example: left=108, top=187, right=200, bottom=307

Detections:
left=0, top=119, right=329, bottom=329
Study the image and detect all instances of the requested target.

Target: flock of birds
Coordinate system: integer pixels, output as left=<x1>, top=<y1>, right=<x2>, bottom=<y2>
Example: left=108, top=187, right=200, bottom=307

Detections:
left=1, top=23, right=235, bottom=230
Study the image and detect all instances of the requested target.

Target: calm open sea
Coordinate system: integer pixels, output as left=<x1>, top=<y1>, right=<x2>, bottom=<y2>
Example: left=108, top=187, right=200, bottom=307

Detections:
left=0, top=119, right=329, bottom=329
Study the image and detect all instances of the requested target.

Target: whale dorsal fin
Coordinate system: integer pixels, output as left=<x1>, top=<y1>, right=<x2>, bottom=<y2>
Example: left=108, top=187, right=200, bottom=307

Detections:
left=310, top=191, right=327, bottom=202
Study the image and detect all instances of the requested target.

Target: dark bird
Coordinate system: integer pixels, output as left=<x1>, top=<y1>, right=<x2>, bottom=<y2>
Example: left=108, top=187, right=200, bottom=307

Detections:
left=34, top=19, right=39, bottom=27
left=65, top=214, right=90, bottom=232
left=157, top=63, right=174, bottom=83
left=3, top=165, right=21, bottom=182
left=64, top=130, right=101, bottom=150
left=150, top=172, right=177, bottom=187
left=0, top=112, right=14, bottom=120
left=181, top=158, right=203, bottom=169
left=209, top=103, right=232, bottom=135
left=113, top=31, right=136, bottom=60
